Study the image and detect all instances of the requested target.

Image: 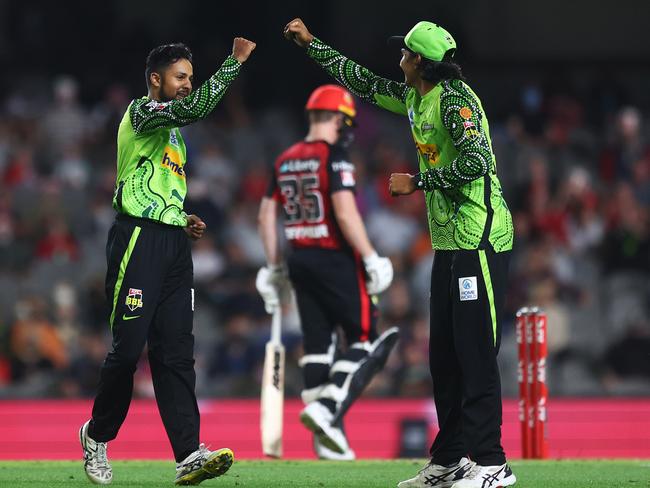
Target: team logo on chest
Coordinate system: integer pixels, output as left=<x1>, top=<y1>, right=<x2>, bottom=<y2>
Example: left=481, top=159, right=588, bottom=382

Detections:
left=126, top=288, right=143, bottom=311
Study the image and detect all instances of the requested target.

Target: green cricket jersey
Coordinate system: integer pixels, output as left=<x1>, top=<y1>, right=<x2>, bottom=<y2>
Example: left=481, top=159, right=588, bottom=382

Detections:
left=114, top=56, right=241, bottom=226
left=307, top=38, right=513, bottom=252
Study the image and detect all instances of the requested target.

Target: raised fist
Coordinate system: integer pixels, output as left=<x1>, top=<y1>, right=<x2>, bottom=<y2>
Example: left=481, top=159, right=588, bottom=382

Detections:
left=232, top=37, right=256, bottom=63
left=283, top=18, right=314, bottom=48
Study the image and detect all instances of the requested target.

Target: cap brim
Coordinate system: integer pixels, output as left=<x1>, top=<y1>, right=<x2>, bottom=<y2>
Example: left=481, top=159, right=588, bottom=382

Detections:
left=387, top=36, right=406, bottom=48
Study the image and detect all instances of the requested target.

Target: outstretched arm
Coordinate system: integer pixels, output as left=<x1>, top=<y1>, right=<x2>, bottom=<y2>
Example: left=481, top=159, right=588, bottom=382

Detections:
left=130, top=37, right=256, bottom=134
left=284, top=18, right=409, bottom=115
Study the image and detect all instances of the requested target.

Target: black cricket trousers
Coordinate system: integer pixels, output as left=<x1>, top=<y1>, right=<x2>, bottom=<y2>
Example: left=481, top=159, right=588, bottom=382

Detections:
left=88, top=214, right=198, bottom=463
left=429, top=248, right=510, bottom=467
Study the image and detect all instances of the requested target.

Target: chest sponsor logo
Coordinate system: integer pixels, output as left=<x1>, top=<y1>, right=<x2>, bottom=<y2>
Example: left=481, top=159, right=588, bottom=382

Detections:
left=415, top=141, right=440, bottom=164
left=421, top=122, right=435, bottom=133
left=458, top=277, right=478, bottom=301
left=161, top=146, right=185, bottom=178
left=126, top=288, right=144, bottom=311
left=279, top=159, right=320, bottom=173
left=169, top=129, right=179, bottom=147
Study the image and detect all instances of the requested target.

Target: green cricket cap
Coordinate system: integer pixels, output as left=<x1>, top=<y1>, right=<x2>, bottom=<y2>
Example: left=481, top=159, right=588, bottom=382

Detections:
left=388, top=21, right=456, bottom=62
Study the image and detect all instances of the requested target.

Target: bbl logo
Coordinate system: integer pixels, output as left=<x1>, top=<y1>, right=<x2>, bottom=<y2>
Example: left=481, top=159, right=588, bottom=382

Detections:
left=126, top=288, right=143, bottom=311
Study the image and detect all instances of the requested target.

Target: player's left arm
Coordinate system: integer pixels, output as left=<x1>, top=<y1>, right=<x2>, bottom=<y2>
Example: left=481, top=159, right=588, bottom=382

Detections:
left=130, top=38, right=255, bottom=134
left=328, top=148, right=375, bottom=258
left=416, top=80, right=494, bottom=190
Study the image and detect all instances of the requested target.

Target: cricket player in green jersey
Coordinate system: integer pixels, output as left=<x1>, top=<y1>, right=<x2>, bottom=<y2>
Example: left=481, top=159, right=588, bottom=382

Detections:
left=79, top=38, right=255, bottom=486
left=284, top=18, right=516, bottom=488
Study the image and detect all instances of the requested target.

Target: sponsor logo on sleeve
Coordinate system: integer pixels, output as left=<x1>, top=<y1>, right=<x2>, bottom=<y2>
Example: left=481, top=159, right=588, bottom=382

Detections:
left=458, top=277, right=478, bottom=301
left=341, top=170, right=355, bottom=187
left=145, top=100, right=171, bottom=112
left=459, top=107, right=473, bottom=119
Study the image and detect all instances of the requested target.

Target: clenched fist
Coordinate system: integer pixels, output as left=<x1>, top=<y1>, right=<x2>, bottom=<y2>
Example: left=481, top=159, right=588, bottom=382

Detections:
left=184, top=214, right=206, bottom=240
left=389, top=173, right=417, bottom=196
left=283, top=18, right=314, bottom=48
left=232, top=37, right=256, bottom=63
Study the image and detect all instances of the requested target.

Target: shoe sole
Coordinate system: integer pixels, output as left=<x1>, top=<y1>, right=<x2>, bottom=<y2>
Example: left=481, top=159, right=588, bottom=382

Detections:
left=299, top=411, right=345, bottom=455
left=175, top=448, right=234, bottom=486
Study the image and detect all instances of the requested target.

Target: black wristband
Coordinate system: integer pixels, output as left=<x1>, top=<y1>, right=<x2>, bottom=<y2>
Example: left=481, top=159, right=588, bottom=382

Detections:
left=413, top=173, right=426, bottom=191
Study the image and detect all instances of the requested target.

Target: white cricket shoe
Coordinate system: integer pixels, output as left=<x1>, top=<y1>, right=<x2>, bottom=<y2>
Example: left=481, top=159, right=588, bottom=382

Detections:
left=300, top=401, right=349, bottom=454
left=79, top=420, right=112, bottom=485
left=450, top=463, right=516, bottom=487
left=397, top=457, right=474, bottom=488
left=314, top=435, right=356, bottom=460
left=174, top=444, right=234, bottom=485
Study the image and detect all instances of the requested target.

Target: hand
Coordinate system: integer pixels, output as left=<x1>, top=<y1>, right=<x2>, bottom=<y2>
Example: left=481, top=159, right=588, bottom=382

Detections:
left=184, top=214, right=206, bottom=240
left=232, top=37, right=256, bottom=63
left=363, top=252, right=393, bottom=295
left=256, top=264, right=290, bottom=314
left=389, top=173, right=417, bottom=196
left=283, top=18, right=314, bottom=48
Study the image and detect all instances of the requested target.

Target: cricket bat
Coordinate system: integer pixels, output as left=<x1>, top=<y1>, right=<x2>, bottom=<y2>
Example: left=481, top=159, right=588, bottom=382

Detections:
left=260, top=308, right=284, bottom=457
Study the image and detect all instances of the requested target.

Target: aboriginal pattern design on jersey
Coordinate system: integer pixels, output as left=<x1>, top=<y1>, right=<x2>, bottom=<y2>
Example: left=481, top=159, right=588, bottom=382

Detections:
left=307, top=38, right=409, bottom=108
left=308, top=38, right=513, bottom=252
left=129, top=56, right=241, bottom=133
left=115, top=156, right=186, bottom=226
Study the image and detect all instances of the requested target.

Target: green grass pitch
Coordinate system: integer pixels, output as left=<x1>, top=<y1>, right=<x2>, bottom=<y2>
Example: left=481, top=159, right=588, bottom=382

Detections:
left=0, top=460, right=648, bottom=487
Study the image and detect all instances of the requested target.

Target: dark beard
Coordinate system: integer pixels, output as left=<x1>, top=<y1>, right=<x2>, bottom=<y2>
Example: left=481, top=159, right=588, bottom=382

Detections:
left=158, top=79, right=174, bottom=102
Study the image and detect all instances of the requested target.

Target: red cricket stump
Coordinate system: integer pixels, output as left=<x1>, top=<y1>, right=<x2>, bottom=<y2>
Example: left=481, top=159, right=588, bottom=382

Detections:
left=533, top=311, right=549, bottom=458
left=516, top=307, right=549, bottom=459
left=515, top=309, right=531, bottom=458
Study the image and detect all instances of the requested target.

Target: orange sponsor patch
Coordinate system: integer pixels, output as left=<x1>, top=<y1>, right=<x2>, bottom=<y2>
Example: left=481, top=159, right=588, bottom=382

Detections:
left=459, top=107, right=472, bottom=119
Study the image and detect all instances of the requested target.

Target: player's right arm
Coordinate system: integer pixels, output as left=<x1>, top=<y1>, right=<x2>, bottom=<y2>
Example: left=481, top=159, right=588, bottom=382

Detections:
left=258, top=196, right=281, bottom=266
left=256, top=171, right=288, bottom=314
left=130, top=37, right=256, bottom=134
left=284, top=18, right=409, bottom=116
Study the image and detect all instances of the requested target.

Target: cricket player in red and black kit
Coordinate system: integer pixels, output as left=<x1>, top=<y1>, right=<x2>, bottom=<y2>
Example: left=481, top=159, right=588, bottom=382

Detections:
left=257, top=85, right=399, bottom=459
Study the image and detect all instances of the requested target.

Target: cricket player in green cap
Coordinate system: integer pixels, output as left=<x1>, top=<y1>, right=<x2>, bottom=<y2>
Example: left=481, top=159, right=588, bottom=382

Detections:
left=284, top=18, right=516, bottom=488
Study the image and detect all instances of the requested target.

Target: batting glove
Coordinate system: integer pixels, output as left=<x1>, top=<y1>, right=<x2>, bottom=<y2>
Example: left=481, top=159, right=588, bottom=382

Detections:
left=363, top=252, right=393, bottom=295
left=256, top=264, right=290, bottom=314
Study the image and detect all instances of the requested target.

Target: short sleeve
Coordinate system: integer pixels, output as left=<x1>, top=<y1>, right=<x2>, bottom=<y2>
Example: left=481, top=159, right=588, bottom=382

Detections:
left=328, top=145, right=356, bottom=194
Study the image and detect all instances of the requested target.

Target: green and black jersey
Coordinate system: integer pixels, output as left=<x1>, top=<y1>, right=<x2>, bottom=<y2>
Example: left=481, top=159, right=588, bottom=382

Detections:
left=114, top=56, right=241, bottom=226
left=307, top=38, right=513, bottom=252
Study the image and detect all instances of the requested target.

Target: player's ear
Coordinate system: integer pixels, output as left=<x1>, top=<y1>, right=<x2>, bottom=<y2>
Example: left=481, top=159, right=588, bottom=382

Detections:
left=335, top=113, right=344, bottom=130
left=149, top=72, right=161, bottom=88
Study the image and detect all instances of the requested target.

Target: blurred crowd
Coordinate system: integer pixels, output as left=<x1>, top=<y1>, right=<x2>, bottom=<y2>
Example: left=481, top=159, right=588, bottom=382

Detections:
left=0, top=74, right=649, bottom=401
